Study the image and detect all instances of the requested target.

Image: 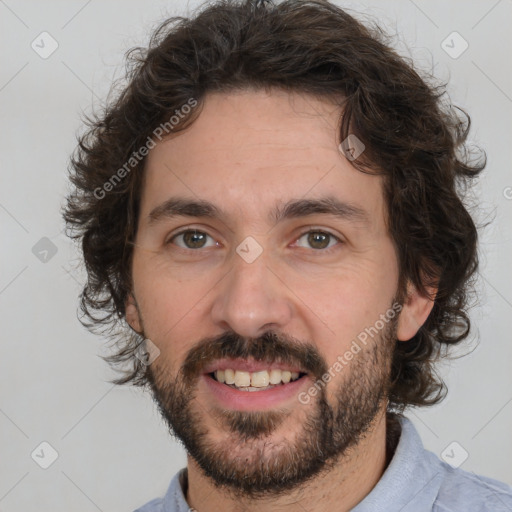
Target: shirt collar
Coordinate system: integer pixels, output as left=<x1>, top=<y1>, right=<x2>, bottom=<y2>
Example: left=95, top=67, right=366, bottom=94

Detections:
left=351, top=416, right=443, bottom=512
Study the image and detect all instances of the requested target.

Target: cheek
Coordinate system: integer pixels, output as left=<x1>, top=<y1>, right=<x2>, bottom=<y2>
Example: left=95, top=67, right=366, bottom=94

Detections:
left=294, top=248, right=398, bottom=363
left=132, top=258, right=214, bottom=362
left=307, top=270, right=395, bottom=324
left=133, top=245, right=215, bottom=321
left=140, top=281, right=200, bottom=332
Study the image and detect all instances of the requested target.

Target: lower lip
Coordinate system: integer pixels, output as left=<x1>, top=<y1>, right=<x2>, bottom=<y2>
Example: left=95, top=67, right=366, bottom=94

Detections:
left=201, top=373, right=310, bottom=411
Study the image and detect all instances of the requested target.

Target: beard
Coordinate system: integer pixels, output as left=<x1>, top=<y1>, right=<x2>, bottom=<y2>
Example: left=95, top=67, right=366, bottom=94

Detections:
left=145, top=303, right=399, bottom=500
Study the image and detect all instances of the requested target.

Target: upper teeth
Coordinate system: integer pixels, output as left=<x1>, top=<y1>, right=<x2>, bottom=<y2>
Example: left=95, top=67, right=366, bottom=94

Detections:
left=214, top=369, right=301, bottom=387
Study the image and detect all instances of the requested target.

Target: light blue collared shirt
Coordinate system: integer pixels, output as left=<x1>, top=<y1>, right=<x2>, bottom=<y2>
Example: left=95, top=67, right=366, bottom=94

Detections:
left=134, top=417, right=512, bottom=511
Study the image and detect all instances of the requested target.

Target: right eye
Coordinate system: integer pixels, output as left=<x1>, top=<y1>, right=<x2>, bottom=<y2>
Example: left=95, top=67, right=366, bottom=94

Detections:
left=168, top=229, right=218, bottom=250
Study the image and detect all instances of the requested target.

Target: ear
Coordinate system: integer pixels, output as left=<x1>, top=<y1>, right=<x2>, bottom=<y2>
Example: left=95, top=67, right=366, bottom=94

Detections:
left=125, top=293, right=142, bottom=333
left=396, top=282, right=437, bottom=341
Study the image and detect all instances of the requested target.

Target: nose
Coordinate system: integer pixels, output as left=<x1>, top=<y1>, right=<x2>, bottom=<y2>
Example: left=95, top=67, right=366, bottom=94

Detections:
left=210, top=250, right=293, bottom=339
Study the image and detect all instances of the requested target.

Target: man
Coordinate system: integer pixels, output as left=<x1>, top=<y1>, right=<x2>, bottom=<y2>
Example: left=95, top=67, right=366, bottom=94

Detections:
left=63, top=0, right=512, bottom=510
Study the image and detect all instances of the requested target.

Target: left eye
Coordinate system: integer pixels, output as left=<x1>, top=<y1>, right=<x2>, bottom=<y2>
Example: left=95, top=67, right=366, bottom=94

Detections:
left=295, top=231, right=340, bottom=250
left=170, top=230, right=217, bottom=249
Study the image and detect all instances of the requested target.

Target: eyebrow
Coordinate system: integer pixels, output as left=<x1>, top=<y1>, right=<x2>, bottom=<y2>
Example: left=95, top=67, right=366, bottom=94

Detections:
left=147, top=196, right=370, bottom=227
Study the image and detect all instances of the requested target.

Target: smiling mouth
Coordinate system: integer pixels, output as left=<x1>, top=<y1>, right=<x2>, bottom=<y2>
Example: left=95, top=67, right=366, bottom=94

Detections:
left=208, top=368, right=308, bottom=392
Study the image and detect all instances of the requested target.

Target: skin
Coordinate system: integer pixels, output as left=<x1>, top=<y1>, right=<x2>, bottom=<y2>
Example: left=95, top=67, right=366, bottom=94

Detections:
left=126, top=88, right=434, bottom=512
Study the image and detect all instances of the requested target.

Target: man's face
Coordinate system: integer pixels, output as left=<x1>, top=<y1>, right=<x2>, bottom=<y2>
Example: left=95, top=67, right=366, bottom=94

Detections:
left=129, top=89, right=402, bottom=497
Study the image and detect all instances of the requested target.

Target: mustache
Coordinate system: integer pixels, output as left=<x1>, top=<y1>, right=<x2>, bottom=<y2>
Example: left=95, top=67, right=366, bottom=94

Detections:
left=180, top=330, right=328, bottom=383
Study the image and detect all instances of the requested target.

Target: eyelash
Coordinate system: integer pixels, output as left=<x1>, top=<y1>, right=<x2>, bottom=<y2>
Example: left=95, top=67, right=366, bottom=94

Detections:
left=167, top=228, right=343, bottom=253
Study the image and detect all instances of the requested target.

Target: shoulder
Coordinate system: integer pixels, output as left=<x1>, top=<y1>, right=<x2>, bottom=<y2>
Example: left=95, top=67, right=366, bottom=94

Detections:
left=433, top=460, right=512, bottom=512
left=394, top=417, right=512, bottom=512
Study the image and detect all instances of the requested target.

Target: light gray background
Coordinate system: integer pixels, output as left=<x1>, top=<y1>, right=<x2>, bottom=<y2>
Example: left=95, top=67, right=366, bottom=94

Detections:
left=1, top=0, right=511, bottom=510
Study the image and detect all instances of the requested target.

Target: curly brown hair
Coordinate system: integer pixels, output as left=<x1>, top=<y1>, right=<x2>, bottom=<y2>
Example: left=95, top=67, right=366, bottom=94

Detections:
left=63, top=0, right=485, bottom=411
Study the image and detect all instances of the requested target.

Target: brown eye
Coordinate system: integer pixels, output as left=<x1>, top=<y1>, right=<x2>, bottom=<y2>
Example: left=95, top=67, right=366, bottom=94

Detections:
left=308, top=232, right=330, bottom=249
left=296, top=230, right=340, bottom=250
left=171, top=230, right=215, bottom=249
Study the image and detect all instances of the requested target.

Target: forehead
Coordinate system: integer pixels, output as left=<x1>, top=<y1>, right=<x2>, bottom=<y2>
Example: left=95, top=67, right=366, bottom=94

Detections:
left=141, top=89, right=385, bottom=228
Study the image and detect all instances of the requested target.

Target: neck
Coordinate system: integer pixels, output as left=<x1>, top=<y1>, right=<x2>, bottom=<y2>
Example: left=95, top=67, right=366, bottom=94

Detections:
left=185, top=408, right=397, bottom=512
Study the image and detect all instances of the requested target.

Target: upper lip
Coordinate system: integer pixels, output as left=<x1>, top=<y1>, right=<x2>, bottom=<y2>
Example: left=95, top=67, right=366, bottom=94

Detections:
left=202, top=358, right=306, bottom=374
